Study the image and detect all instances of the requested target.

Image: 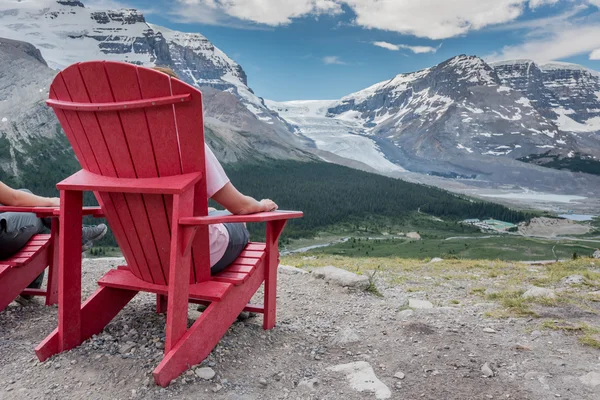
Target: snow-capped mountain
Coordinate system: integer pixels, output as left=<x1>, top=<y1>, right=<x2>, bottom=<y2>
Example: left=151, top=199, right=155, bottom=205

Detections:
left=269, top=55, right=600, bottom=188
left=0, top=0, right=310, bottom=164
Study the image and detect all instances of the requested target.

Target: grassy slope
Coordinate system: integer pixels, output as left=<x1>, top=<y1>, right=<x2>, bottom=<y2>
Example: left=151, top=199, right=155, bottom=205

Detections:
left=307, top=235, right=599, bottom=261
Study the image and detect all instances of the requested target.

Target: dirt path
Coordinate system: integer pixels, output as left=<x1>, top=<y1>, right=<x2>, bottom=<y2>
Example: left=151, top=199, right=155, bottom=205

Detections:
left=1, top=257, right=599, bottom=399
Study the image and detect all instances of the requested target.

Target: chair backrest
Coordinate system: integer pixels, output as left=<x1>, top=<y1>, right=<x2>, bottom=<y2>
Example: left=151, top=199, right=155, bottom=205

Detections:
left=48, top=61, right=211, bottom=284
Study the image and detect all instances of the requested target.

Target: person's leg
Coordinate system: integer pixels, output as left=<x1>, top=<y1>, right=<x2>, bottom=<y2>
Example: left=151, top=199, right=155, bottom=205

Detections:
left=211, top=223, right=250, bottom=275
left=0, top=211, right=45, bottom=259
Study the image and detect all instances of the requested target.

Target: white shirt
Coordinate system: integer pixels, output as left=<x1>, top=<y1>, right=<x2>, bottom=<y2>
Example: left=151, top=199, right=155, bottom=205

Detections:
left=204, top=144, right=231, bottom=267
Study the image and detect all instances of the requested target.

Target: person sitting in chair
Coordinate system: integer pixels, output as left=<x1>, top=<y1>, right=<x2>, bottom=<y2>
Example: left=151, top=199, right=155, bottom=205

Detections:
left=152, top=66, right=278, bottom=274
left=0, top=182, right=108, bottom=295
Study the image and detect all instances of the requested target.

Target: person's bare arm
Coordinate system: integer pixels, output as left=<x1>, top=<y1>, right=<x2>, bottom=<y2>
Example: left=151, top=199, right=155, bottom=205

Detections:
left=0, top=181, right=59, bottom=207
left=211, top=182, right=277, bottom=215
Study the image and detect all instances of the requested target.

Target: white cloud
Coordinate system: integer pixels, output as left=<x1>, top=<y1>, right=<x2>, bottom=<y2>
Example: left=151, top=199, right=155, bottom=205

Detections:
left=372, top=41, right=438, bottom=54
left=345, top=0, right=527, bottom=39
left=174, top=0, right=342, bottom=26
left=171, top=0, right=541, bottom=39
left=323, top=56, right=345, bottom=65
left=590, top=48, right=600, bottom=60
left=529, top=0, right=559, bottom=8
left=486, top=8, right=600, bottom=63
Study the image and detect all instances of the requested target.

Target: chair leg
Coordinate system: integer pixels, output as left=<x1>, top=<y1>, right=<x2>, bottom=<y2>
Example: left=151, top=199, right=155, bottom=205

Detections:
left=57, top=190, right=84, bottom=352
left=153, top=259, right=266, bottom=387
left=46, top=222, right=60, bottom=306
left=164, top=190, right=194, bottom=353
left=263, top=220, right=286, bottom=330
left=36, top=285, right=137, bottom=361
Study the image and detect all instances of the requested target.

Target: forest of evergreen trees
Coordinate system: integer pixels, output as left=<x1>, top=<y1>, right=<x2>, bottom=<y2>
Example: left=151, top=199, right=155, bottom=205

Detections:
left=225, top=160, right=534, bottom=239
left=0, top=131, right=533, bottom=247
left=518, top=152, right=600, bottom=176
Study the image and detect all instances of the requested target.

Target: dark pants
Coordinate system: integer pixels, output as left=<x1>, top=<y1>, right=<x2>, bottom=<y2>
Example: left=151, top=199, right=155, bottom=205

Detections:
left=0, top=190, right=48, bottom=260
left=209, top=211, right=250, bottom=275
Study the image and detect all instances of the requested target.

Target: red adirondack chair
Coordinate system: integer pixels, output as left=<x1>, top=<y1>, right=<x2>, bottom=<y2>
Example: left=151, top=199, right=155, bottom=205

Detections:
left=0, top=207, right=102, bottom=311
left=36, top=61, right=303, bottom=387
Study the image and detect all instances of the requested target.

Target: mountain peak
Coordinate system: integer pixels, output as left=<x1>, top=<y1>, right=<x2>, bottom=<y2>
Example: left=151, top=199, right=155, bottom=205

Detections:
left=56, top=0, right=85, bottom=7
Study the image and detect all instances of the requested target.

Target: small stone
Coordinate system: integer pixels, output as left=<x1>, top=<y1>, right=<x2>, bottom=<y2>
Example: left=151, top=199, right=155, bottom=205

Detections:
left=593, top=249, right=600, bottom=259
left=483, top=328, right=497, bottom=333
left=395, top=381, right=402, bottom=389
left=312, top=266, right=369, bottom=291
left=298, top=378, right=319, bottom=392
left=331, top=327, right=361, bottom=346
left=563, top=275, right=586, bottom=285
left=394, top=371, right=405, bottom=380
left=278, top=265, right=308, bottom=275
left=429, top=257, right=443, bottom=263
left=328, top=361, right=391, bottom=399
left=119, top=343, right=135, bottom=354
left=522, top=286, right=556, bottom=299
left=408, top=299, right=434, bottom=309
left=274, top=372, right=284, bottom=381
left=579, top=371, right=600, bottom=387
left=195, top=367, right=216, bottom=380
left=398, top=309, right=414, bottom=319
left=212, top=384, right=223, bottom=393
left=259, top=378, right=268, bottom=387
left=481, top=363, right=494, bottom=378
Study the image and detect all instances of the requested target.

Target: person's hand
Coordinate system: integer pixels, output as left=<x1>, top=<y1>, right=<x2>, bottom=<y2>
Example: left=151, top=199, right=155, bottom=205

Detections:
left=260, top=199, right=278, bottom=212
left=47, top=197, right=60, bottom=207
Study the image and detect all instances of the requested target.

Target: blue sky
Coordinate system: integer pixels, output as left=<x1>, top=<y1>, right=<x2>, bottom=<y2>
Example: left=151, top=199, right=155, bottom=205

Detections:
left=89, top=0, right=600, bottom=101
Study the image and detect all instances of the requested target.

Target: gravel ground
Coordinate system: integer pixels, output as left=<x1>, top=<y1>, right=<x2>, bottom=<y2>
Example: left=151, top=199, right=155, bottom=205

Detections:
left=1, top=257, right=600, bottom=400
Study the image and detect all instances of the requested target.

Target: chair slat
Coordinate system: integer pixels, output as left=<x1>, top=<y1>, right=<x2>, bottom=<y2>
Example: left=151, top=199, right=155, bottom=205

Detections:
left=79, top=61, right=166, bottom=285
left=239, top=250, right=264, bottom=259
left=60, top=65, right=153, bottom=282
left=50, top=71, right=144, bottom=280
left=104, top=62, right=173, bottom=280
left=2, top=234, right=52, bottom=267
left=246, top=243, right=266, bottom=251
left=225, top=264, right=254, bottom=274
left=98, top=269, right=232, bottom=302
left=171, top=78, right=211, bottom=282
left=212, top=272, right=249, bottom=285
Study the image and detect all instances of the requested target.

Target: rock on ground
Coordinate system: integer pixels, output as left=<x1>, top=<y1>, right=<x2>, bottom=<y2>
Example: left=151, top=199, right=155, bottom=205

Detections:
left=409, top=299, right=434, bottom=309
left=327, top=361, right=392, bottom=400
left=563, top=275, right=586, bottom=285
left=330, top=327, right=361, bottom=346
left=278, top=265, right=308, bottom=275
left=481, top=363, right=494, bottom=378
left=406, top=232, right=421, bottom=240
left=312, top=266, right=369, bottom=290
left=522, top=286, right=556, bottom=299
left=579, top=371, right=600, bottom=388
left=195, top=367, right=215, bottom=380
left=593, top=249, right=600, bottom=259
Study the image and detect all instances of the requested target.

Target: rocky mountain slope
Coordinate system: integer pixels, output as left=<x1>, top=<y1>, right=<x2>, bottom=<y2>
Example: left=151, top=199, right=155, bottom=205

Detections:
left=0, top=0, right=309, bottom=167
left=270, top=56, right=600, bottom=193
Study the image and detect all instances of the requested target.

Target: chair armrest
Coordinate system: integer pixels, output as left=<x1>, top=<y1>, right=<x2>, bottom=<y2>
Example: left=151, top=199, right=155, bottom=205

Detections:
left=0, top=206, right=104, bottom=218
left=179, top=210, right=303, bottom=226
left=57, top=169, right=203, bottom=195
